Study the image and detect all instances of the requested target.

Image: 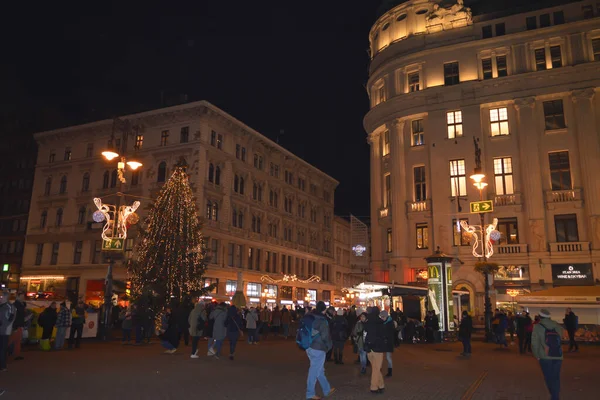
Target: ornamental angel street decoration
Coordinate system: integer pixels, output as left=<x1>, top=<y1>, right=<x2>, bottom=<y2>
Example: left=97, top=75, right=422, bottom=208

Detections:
left=460, top=218, right=499, bottom=259
left=93, top=197, right=140, bottom=241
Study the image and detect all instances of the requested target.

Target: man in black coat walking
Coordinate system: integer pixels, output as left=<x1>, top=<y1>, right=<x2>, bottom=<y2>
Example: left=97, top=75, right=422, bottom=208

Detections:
left=563, top=308, right=579, bottom=352
left=364, top=307, right=386, bottom=394
left=458, top=311, right=473, bottom=358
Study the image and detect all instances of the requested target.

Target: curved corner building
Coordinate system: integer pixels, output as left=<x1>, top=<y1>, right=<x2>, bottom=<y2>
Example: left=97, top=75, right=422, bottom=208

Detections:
left=364, top=0, right=600, bottom=320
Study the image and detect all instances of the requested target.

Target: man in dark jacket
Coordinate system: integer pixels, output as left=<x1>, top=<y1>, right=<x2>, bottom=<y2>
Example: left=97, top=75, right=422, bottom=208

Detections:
left=176, top=299, right=193, bottom=346
left=324, top=306, right=335, bottom=362
left=458, top=311, right=473, bottom=358
left=38, top=302, right=58, bottom=342
left=380, top=310, right=396, bottom=377
left=563, top=308, right=579, bottom=352
left=516, top=311, right=532, bottom=354
left=331, top=308, right=349, bottom=364
left=9, top=291, right=26, bottom=360
left=0, top=290, right=15, bottom=371
left=68, top=300, right=86, bottom=349
left=305, top=301, right=335, bottom=400
left=364, top=307, right=386, bottom=394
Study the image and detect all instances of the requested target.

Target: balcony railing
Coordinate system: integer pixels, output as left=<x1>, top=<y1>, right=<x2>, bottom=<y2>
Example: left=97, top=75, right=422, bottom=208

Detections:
left=494, top=193, right=522, bottom=207
left=545, top=189, right=582, bottom=203
left=407, top=199, right=431, bottom=213
left=549, top=241, right=590, bottom=253
left=495, top=243, right=528, bottom=255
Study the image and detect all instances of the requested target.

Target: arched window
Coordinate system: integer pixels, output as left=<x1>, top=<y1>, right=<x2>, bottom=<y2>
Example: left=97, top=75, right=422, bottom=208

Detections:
left=55, top=208, right=63, bottom=227
left=215, top=166, right=221, bottom=185
left=40, top=210, right=48, bottom=228
left=110, top=170, right=118, bottom=188
left=206, top=201, right=213, bottom=219
left=239, top=177, right=245, bottom=195
left=157, top=162, right=167, bottom=182
left=81, top=173, right=90, bottom=192
left=59, top=175, right=67, bottom=194
left=77, top=206, right=86, bottom=225
left=44, top=177, right=52, bottom=195
left=103, top=171, right=109, bottom=189
left=212, top=202, right=219, bottom=221
left=208, top=163, right=214, bottom=183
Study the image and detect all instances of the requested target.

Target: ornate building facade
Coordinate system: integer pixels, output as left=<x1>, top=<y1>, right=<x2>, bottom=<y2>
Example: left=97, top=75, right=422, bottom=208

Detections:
left=22, top=101, right=360, bottom=306
left=365, top=0, right=600, bottom=319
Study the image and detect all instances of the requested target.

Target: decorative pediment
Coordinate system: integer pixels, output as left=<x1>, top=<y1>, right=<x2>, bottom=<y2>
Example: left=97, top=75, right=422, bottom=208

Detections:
left=426, top=0, right=472, bottom=32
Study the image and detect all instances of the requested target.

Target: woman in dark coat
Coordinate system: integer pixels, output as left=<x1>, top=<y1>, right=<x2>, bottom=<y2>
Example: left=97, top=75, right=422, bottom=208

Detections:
left=160, top=307, right=179, bottom=354
left=225, top=305, right=244, bottom=360
left=458, top=311, right=473, bottom=357
left=38, top=302, right=58, bottom=341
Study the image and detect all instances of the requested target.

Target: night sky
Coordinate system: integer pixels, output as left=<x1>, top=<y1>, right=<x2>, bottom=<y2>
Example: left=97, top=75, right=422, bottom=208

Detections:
left=1, top=1, right=381, bottom=218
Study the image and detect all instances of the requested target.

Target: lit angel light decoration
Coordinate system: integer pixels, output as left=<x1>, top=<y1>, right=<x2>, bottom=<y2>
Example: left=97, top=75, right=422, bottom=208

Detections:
left=460, top=218, right=499, bottom=258
left=260, top=274, right=321, bottom=284
left=93, top=197, right=140, bottom=241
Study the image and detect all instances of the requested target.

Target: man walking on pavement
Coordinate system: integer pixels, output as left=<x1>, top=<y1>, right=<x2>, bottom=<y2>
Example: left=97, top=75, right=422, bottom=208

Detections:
left=532, top=309, right=564, bottom=400
left=9, top=291, right=27, bottom=360
left=563, top=308, right=579, bottom=353
left=303, top=301, right=336, bottom=400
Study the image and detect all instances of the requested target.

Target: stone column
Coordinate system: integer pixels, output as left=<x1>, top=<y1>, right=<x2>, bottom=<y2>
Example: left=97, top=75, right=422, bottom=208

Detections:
left=572, top=88, right=600, bottom=249
left=368, top=132, right=383, bottom=270
left=389, top=119, right=408, bottom=257
left=514, top=97, right=547, bottom=252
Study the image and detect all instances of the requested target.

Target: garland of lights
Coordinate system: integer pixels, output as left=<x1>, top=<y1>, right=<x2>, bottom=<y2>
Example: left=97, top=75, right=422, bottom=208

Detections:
left=93, top=198, right=140, bottom=241
left=260, top=274, right=321, bottom=284
left=460, top=218, right=499, bottom=258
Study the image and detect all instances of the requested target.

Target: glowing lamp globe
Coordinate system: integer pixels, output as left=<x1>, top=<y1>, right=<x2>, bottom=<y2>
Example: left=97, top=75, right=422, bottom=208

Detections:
left=93, top=210, right=106, bottom=223
left=126, top=160, right=143, bottom=170
left=102, top=150, right=119, bottom=161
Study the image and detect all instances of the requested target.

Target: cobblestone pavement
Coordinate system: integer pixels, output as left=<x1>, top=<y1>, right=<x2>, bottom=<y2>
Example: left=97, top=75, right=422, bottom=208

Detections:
left=1, top=338, right=598, bottom=399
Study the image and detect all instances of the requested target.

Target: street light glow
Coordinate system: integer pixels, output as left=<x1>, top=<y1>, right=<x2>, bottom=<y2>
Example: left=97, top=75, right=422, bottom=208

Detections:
left=127, top=161, right=143, bottom=170
left=102, top=150, right=119, bottom=161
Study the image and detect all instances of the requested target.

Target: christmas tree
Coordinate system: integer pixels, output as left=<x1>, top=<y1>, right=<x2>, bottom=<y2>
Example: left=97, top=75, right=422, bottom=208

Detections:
left=129, top=161, right=208, bottom=308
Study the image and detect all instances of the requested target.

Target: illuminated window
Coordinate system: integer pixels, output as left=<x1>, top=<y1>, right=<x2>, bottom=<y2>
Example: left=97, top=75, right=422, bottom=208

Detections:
left=135, top=134, right=143, bottom=149
left=411, top=119, right=424, bottom=146
left=550, top=45, right=562, bottom=68
left=535, top=48, right=547, bottom=71
left=386, top=229, right=392, bottom=253
left=64, top=148, right=72, bottom=161
left=414, top=166, right=426, bottom=201
left=246, top=282, right=261, bottom=297
left=416, top=223, right=429, bottom=249
left=408, top=72, right=420, bottom=92
left=382, top=130, right=390, bottom=156
left=543, top=100, right=566, bottom=130
left=494, top=157, right=514, bottom=195
left=593, top=38, right=600, bottom=61
left=452, top=218, right=471, bottom=246
left=549, top=151, right=572, bottom=190
left=377, top=86, right=386, bottom=104
left=446, top=111, right=463, bottom=139
left=384, top=173, right=391, bottom=208
left=226, top=279, right=237, bottom=296
left=449, top=159, right=467, bottom=197
left=443, top=62, right=460, bottom=86
left=482, top=58, right=493, bottom=80
left=160, top=130, right=169, bottom=146
left=490, top=107, right=509, bottom=136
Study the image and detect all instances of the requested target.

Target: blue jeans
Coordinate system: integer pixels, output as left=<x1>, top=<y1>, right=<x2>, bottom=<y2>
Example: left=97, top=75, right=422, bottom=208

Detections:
left=385, top=352, right=393, bottom=368
left=247, top=329, right=257, bottom=343
left=209, top=338, right=223, bottom=356
left=539, top=359, right=562, bottom=400
left=306, top=348, right=331, bottom=399
left=282, top=324, right=290, bottom=337
left=359, top=349, right=367, bottom=369
left=461, top=337, right=472, bottom=354
left=55, top=327, right=67, bottom=349
left=161, top=340, right=175, bottom=350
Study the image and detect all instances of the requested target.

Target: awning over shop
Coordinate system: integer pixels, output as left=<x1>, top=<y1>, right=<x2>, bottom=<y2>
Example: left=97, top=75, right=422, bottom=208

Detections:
left=348, top=281, right=469, bottom=297
left=517, top=286, right=600, bottom=305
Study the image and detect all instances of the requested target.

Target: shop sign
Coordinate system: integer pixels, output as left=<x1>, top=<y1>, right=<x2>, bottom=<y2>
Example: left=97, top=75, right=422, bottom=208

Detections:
left=552, top=264, right=594, bottom=286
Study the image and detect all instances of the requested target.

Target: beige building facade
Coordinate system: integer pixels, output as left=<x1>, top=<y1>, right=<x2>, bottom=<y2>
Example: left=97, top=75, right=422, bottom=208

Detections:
left=365, top=0, right=600, bottom=318
left=22, top=101, right=358, bottom=307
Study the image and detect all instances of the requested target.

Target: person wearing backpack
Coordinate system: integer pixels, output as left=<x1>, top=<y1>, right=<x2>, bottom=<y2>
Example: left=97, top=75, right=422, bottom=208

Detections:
left=297, top=301, right=336, bottom=400
left=331, top=308, right=348, bottom=365
left=188, top=301, right=206, bottom=358
left=563, top=308, right=579, bottom=353
left=532, top=309, right=564, bottom=400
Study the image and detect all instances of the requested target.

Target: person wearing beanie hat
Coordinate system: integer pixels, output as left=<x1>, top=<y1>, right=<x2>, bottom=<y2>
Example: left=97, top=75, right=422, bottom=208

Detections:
left=331, top=308, right=349, bottom=365
left=532, top=308, right=564, bottom=400
left=302, top=301, right=336, bottom=399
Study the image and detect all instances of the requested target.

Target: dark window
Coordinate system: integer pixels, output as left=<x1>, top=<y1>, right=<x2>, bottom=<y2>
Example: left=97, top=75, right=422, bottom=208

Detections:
left=241, top=147, right=246, bottom=161
left=496, top=55, right=508, bottom=77
left=553, top=10, right=565, bottom=25
left=543, top=100, right=566, bottom=130
left=44, top=177, right=52, bottom=195
left=540, top=13, right=550, bottom=27
left=180, top=126, right=189, bottom=143
left=59, top=176, right=67, bottom=194
left=549, top=151, right=572, bottom=190
left=396, top=14, right=407, bottom=21
left=86, top=143, right=94, bottom=158
left=50, top=243, right=59, bottom=265
left=73, top=241, right=82, bottom=264
left=414, top=166, right=426, bottom=201
left=215, top=166, right=221, bottom=185
left=444, top=62, right=460, bottom=86
left=160, top=130, right=169, bottom=146
left=482, top=58, right=493, bottom=79
left=55, top=208, right=63, bottom=227
left=592, top=38, right=600, bottom=61
left=64, top=148, right=72, bottom=161
left=482, top=25, right=492, bottom=38
left=235, top=144, right=240, bottom=159
left=35, top=244, right=43, bottom=265
left=110, top=170, right=118, bottom=188
left=217, top=134, right=223, bottom=150
left=77, top=207, right=86, bottom=225
left=535, top=48, right=547, bottom=71
left=526, top=16, right=537, bottom=30
left=210, top=130, right=216, bottom=146
left=81, top=173, right=90, bottom=192
left=208, top=163, right=214, bottom=183
left=554, top=214, right=579, bottom=242
left=103, top=171, right=109, bottom=189
left=583, top=5, right=594, bottom=19
left=157, top=161, right=167, bottom=182
left=40, top=210, right=47, bottom=228
left=495, top=23, right=505, bottom=36
left=550, top=45, right=562, bottom=68
left=92, top=240, right=102, bottom=264
left=452, top=218, right=471, bottom=246
left=408, top=72, right=420, bottom=92
left=497, top=218, right=519, bottom=244
left=49, top=152, right=55, bottom=163
left=131, top=170, right=139, bottom=186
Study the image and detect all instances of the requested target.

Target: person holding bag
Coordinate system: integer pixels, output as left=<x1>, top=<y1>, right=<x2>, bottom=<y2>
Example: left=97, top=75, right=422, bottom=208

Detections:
left=225, top=305, right=244, bottom=360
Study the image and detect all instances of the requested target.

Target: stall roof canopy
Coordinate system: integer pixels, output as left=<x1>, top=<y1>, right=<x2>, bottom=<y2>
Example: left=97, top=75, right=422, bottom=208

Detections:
left=517, top=286, right=600, bottom=304
left=351, top=282, right=469, bottom=296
